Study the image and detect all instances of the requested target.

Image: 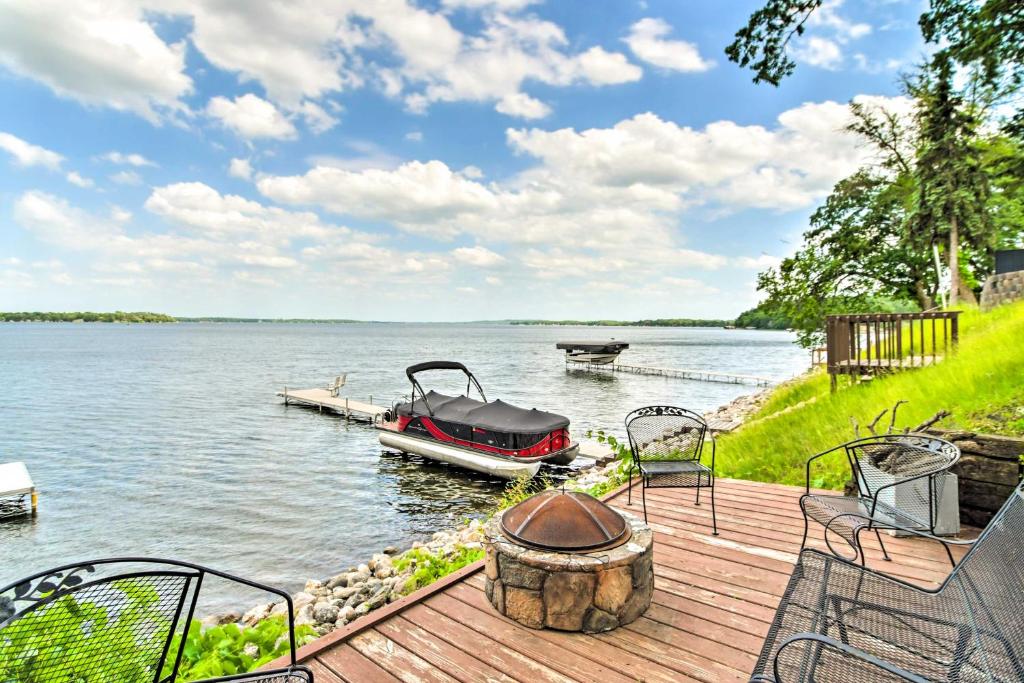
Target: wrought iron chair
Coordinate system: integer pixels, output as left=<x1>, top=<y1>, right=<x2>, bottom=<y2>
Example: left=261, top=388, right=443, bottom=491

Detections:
left=0, top=557, right=313, bottom=682
left=625, top=405, right=717, bottom=534
left=751, top=481, right=1024, bottom=682
left=800, top=434, right=960, bottom=566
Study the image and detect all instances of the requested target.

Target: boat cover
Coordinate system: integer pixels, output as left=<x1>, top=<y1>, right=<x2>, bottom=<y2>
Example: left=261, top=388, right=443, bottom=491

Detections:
left=555, top=341, right=629, bottom=352
left=397, top=391, right=569, bottom=433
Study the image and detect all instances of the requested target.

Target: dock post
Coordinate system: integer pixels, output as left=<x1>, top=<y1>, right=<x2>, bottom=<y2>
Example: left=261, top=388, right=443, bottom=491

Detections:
left=345, top=398, right=350, bottom=422
left=31, top=489, right=38, bottom=515
left=283, top=387, right=288, bottom=405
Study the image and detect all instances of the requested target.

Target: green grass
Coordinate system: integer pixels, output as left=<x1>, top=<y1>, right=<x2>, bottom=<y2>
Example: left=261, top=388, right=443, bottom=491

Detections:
left=717, top=301, right=1024, bottom=490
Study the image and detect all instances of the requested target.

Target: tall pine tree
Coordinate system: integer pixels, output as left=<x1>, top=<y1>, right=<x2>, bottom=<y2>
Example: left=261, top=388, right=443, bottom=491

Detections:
left=913, top=54, right=992, bottom=304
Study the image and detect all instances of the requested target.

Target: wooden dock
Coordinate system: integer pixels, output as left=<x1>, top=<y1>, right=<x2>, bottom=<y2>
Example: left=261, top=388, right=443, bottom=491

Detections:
left=278, top=388, right=387, bottom=423
left=569, top=361, right=774, bottom=387
left=269, top=477, right=973, bottom=682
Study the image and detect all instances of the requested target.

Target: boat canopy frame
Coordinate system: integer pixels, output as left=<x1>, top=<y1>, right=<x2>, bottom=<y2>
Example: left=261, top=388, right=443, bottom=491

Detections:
left=405, top=361, right=487, bottom=416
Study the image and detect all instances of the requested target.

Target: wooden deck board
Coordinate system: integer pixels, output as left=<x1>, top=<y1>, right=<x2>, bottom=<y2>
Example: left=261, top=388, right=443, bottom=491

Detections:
left=285, top=478, right=976, bottom=682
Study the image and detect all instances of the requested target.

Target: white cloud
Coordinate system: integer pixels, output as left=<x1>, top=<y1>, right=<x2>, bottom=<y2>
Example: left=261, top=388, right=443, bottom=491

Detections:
left=495, top=93, right=551, bottom=119
left=809, top=0, right=871, bottom=41
left=792, top=37, right=843, bottom=70
left=659, top=276, right=719, bottom=295
left=297, top=101, right=339, bottom=134
left=144, top=182, right=341, bottom=243
left=0, top=132, right=63, bottom=169
left=452, top=246, right=505, bottom=267
left=734, top=254, right=782, bottom=270
left=229, top=158, right=254, bottom=181
left=110, top=170, right=143, bottom=186
left=256, top=96, right=905, bottom=290
left=571, top=46, right=644, bottom=84
left=66, top=171, right=94, bottom=188
left=442, top=0, right=538, bottom=10
left=485, top=275, right=502, bottom=285
left=405, top=131, right=423, bottom=142
left=207, top=94, right=298, bottom=140
left=0, top=1, right=191, bottom=122
left=110, top=205, right=133, bottom=223
left=624, top=18, right=713, bottom=72
left=258, top=160, right=497, bottom=230
left=100, top=151, right=157, bottom=167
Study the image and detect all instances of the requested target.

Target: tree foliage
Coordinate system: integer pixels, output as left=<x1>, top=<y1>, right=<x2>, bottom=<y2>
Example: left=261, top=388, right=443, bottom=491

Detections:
left=725, top=0, right=822, bottom=86
left=920, top=0, right=1024, bottom=131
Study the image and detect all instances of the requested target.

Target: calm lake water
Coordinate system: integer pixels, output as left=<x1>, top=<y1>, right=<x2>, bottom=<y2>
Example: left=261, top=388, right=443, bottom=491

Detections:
left=0, top=322, right=806, bottom=609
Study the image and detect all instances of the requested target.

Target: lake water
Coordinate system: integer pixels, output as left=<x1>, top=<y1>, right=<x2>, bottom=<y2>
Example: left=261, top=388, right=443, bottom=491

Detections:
left=0, top=322, right=806, bottom=609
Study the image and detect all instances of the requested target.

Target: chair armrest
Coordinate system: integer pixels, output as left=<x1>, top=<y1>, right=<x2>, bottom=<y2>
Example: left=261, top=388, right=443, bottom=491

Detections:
left=771, top=633, right=929, bottom=682
left=188, top=564, right=300, bottom=667
left=827, top=512, right=976, bottom=548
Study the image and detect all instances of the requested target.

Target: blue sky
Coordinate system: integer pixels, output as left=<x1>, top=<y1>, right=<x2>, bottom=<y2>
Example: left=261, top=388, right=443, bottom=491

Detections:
left=0, top=0, right=924, bottom=320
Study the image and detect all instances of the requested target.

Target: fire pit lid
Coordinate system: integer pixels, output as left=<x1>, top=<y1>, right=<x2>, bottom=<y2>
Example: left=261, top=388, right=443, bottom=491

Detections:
left=500, top=489, right=630, bottom=552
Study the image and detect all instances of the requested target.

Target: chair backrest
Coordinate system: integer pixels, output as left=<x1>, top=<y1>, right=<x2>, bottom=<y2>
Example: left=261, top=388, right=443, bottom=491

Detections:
left=0, top=559, right=200, bottom=683
left=847, top=433, right=958, bottom=493
left=942, top=483, right=1024, bottom=678
left=625, top=406, right=708, bottom=464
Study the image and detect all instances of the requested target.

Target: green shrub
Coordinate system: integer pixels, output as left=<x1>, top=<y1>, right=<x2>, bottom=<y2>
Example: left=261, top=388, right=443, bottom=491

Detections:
left=0, top=581, right=169, bottom=682
left=393, top=546, right=485, bottom=595
left=169, top=616, right=317, bottom=682
left=0, top=581, right=316, bottom=683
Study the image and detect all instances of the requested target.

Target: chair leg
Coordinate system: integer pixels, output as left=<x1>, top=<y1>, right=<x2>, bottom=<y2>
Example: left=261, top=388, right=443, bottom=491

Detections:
left=695, top=483, right=701, bottom=506
left=798, top=508, right=810, bottom=553
left=942, top=540, right=956, bottom=568
left=709, top=479, right=718, bottom=536
left=627, top=466, right=633, bottom=505
left=873, top=528, right=892, bottom=562
left=641, top=478, right=648, bottom=523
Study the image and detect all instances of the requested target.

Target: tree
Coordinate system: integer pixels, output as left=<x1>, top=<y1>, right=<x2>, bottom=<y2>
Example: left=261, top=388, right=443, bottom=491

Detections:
left=913, top=54, right=993, bottom=304
left=725, top=0, right=822, bottom=86
left=920, top=0, right=1024, bottom=132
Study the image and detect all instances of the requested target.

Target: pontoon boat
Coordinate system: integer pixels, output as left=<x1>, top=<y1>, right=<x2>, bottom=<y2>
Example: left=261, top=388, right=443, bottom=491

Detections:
left=376, top=361, right=578, bottom=479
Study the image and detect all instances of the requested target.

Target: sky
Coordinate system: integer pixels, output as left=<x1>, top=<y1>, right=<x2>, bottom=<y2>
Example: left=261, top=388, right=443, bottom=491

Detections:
left=0, top=0, right=927, bottom=321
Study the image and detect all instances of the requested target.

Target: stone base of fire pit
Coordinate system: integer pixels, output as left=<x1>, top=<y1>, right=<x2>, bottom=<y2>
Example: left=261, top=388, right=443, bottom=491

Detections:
left=484, top=512, right=653, bottom=633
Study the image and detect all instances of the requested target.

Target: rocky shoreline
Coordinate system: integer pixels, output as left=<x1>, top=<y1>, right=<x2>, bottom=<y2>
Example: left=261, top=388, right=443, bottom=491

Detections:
left=223, top=387, right=771, bottom=636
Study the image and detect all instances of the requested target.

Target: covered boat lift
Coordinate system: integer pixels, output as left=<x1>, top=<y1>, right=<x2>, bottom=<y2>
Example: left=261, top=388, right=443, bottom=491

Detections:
left=556, top=340, right=629, bottom=365
left=0, top=462, right=37, bottom=518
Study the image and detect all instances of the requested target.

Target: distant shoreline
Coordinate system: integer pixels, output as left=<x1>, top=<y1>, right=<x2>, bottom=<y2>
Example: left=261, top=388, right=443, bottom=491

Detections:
left=0, top=312, right=789, bottom=329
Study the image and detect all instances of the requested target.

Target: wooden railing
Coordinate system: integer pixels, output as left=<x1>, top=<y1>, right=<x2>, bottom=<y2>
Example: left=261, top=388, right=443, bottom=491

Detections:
left=826, top=311, right=960, bottom=391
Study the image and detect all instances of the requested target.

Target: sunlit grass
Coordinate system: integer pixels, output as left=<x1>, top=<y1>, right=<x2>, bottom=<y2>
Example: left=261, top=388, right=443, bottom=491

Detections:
left=717, top=300, right=1024, bottom=490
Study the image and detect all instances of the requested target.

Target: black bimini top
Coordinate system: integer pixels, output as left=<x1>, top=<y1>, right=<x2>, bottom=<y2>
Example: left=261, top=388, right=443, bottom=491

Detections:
left=398, top=390, right=569, bottom=433
left=555, top=341, right=629, bottom=353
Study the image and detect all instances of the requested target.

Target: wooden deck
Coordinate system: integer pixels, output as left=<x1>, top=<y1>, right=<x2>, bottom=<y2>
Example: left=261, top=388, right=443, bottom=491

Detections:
left=280, top=478, right=974, bottom=682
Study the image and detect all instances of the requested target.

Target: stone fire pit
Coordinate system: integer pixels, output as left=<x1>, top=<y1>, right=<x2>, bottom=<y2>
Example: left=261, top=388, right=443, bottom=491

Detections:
left=483, top=490, right=653, bottom=633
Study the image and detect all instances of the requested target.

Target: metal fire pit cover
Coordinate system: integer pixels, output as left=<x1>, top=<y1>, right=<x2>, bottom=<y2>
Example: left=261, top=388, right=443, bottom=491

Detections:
left=500, top=489, right=630, bottom=552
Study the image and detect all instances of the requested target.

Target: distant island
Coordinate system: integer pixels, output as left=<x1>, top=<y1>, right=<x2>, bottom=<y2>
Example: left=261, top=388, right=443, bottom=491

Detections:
left=510, top=305, right=791, bottom=330
left=1, top=311, right=176, bottom=323
left=1, top=305, right=791, bottom=329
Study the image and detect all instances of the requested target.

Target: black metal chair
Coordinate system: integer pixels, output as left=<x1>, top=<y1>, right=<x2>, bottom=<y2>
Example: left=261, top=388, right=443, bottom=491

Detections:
left=625, top=405, right=717, bottom=534
left=800, top=434, right=960, bottom=566
left=0, top=557, right=313, bottom=682
left=751, top=481, right=1024, bottom=682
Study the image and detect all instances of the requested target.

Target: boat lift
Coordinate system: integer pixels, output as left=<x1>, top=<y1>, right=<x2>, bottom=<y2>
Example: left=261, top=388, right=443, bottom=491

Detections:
left=0, top=462, right=37, bottom=518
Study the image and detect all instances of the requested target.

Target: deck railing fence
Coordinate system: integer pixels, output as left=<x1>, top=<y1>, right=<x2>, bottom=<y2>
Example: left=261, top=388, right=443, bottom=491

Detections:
left=826, top=311, right=960, bottom=391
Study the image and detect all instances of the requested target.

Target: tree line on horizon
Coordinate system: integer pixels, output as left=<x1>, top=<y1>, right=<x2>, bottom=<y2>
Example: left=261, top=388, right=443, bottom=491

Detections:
left=2, top=309, right=792, bottom=329
left=728, top=0, right=1024, bottom=347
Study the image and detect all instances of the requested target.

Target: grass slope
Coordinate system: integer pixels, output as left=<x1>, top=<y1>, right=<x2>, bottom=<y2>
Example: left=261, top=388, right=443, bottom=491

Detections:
left=717, top=301, right=1024, bottom=490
